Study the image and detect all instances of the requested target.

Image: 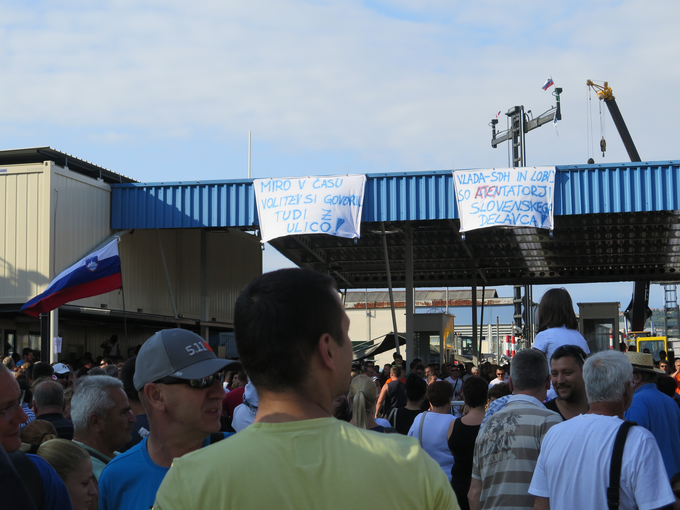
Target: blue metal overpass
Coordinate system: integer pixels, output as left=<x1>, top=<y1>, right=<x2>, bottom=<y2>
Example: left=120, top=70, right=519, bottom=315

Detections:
left=111, top=160, right=680, bottom=288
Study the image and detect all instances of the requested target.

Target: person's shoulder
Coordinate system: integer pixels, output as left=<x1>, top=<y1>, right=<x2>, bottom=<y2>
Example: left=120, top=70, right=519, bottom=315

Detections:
left=26, top=453, right=52, bottom=474
left=102, top=438, right=146, bottom=473
left=27, top=453, right=66, bottom=487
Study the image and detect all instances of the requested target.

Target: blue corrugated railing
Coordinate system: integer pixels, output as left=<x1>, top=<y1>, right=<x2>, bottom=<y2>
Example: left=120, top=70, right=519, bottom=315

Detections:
left=111, top=161, right=680, bottom=230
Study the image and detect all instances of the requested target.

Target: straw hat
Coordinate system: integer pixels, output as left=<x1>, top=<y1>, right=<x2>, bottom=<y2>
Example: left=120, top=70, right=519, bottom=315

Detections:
left=625, top=352, right=666, bottom=374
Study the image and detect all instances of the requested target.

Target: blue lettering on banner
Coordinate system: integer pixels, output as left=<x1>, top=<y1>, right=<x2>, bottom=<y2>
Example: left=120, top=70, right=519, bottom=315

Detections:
left=254, top=175, right=367, bottom=243
left=454, top=167, right=555, bottom=233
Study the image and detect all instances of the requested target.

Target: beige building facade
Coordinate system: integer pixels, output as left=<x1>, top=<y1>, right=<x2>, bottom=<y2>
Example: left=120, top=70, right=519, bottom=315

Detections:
left=0, top=151, right=261, bottom=363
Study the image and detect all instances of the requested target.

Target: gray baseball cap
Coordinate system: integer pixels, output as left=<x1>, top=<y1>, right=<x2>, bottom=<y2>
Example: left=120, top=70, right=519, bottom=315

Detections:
left=133, top=329, right=230, bottom=391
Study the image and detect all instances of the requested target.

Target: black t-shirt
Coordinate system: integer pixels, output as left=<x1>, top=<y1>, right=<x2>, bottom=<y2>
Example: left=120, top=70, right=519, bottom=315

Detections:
left=391, top=407, right=422, bottom=435
left=544, top=398, right=566, bottom=421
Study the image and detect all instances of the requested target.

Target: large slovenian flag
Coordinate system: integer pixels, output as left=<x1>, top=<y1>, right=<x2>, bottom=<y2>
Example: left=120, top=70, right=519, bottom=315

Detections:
left=22, top=238, right=122, bottom=317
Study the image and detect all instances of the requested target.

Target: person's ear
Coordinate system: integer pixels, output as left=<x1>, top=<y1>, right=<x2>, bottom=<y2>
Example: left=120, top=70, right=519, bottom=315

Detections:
left=545, top=375, right=551, bottom=390
left=88, top=412, right=103, bottom=433
left=623, top=380, right=635, bottom=410
left=143, top=383, right=166, bottom=411
left=317, top=333, right=336, bottom=371
left=508, top=376, right=514, bottom=393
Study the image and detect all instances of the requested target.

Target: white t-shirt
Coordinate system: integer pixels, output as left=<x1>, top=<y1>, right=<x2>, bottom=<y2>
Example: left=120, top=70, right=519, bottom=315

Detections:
left=408, top=412, right=455, bottom=481
left=444, top=377, right=463, bottom=394
left=529, top=414, right=675, bottom=510
left=532, top=326, right=590, bottom=364
left=488, top=377, right=507, bottom=389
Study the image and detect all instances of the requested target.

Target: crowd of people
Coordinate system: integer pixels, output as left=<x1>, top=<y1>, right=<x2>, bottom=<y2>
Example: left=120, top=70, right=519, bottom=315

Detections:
left=1, top=274, right=680, bottom=510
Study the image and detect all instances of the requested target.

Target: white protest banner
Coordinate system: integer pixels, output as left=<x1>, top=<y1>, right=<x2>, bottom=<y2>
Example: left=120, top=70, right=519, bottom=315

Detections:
left=254, top=174, right=367, bottom=243
left=54, top=337, right=62, bottom=353
left=453, top=167, right=555, bottom=233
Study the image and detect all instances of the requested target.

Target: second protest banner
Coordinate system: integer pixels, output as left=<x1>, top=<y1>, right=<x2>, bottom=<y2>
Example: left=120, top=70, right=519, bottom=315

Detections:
left=453, top=167, right=555, bottom=233
left=254, top=174, right=367, bottom=243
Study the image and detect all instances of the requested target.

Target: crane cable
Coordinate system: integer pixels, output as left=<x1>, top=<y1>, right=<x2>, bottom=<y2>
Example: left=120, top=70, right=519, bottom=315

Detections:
left=586, top=87, right=594, bottom=161
left=599, top=93, right=607, bottom=157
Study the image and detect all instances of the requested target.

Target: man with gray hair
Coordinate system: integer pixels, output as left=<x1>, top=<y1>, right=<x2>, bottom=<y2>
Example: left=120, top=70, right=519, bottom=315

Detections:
left=32, top=380, right=74, bottom=440
left=469, top=348, right=561, bottom=510
left=529, top=350, right=674, bottom=510
left=72, top=375, right=136, bottom=479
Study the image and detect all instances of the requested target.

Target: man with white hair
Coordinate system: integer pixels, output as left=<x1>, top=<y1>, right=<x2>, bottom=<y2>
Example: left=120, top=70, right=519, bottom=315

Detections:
left=71, top=375, right=136, bottom=479
left=529, top=351, right=675, bottom=510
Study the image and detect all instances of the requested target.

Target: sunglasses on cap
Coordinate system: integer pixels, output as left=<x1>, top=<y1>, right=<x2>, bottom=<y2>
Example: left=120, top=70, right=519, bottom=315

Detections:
left=154, top=371, right=222, bottom=389
left=559, top=344, right=587, bottom=363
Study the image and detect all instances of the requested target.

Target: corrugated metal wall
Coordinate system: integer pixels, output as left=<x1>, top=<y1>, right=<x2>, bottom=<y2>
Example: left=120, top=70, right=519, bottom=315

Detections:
left=0, top=164, right=49, bottom=303
left=73, top=228, right=261, bottom=323
left=207, top=229, right=261, bottom=322
left=112, top=180, right=256, bottom=229
left=111, top=161, right=680, bottom=229
left=555, top=163, right=680, bottom=215
left=52, top=167, right=113, bottom=276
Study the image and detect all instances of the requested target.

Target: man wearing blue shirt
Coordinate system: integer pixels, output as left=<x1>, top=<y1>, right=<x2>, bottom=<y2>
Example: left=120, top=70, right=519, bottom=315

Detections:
left=624, top=352, right=680, bottom=478
left=0, top=364, right=73, bottom=510
left=98, top=329, right=232, bottom=510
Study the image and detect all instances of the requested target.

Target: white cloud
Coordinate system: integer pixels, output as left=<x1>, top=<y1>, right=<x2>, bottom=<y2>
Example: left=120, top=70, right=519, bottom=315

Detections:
left=0, top=0, right=678, bottom=175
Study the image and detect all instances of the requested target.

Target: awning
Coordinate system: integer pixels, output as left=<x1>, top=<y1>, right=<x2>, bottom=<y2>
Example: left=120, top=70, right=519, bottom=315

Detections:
left=353, top=333, right=405, bottom=361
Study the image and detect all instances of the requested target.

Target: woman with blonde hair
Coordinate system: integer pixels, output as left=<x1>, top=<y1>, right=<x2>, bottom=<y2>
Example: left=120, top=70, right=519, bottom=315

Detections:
left=349, top=374, right=391, bottom=432
left=37, top=439, right=98, bottom=510
left=20, top=419, right=58, bottom=449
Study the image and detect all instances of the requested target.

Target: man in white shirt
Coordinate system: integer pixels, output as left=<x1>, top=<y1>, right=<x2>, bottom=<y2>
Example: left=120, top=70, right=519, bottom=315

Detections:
left=529, top=350, right=675, bottom=510
left=487, top=366, right=508, bottom=389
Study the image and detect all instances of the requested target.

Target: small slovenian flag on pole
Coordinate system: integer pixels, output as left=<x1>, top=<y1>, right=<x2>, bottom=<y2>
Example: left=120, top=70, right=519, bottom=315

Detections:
left=542, top=76, right=554, bottom=91
left=21, top=238, right=122, bottom=317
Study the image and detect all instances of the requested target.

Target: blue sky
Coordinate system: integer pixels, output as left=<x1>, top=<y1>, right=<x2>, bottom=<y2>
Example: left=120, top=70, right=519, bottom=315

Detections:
left=2, top=0, right=678, bottom=308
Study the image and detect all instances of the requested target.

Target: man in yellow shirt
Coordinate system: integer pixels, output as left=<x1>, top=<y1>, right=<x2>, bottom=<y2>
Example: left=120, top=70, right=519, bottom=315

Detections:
left=154, top=268, right=458, bottom=510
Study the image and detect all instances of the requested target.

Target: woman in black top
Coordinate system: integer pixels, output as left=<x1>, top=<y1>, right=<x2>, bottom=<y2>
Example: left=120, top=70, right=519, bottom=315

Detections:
left=388, top=373, right=427, bottom=435
left=446, top=377, right=488, bottom=510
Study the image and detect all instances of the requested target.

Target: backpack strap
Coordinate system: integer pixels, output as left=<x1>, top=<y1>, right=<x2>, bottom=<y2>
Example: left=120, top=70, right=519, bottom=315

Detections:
left=418, top=411, right=428, bottom=447
left=607, top=421, right=636, bottom=510
left=8, top=451, right=45, bottom=510
left=387, top=407, right=398, bottom=428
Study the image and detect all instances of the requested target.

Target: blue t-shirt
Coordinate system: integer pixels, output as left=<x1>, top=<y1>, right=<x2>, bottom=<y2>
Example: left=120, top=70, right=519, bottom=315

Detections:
left=98, top=433, right=232, bottom=510
left=28, top=454, right=74, bottom=510
left=624, top=383, right=680, bottom=478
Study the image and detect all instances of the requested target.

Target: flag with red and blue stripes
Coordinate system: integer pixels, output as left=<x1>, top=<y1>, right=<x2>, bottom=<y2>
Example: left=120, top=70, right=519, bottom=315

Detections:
left=542, top=76, right=554, bottom=90
left=22, top=238, right=122, bottom=317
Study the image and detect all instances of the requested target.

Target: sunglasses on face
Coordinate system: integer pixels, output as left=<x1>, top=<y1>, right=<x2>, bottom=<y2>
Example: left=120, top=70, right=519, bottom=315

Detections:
left=155, top=371, right=221, bottom=389
left=55, top=373, right=70, bottom=379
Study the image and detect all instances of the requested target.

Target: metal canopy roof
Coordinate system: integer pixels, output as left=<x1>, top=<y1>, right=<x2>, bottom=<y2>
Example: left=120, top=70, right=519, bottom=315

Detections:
left=111, top=160, right=680, bottom=289
left=0, top=147, right=137, bottom=184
